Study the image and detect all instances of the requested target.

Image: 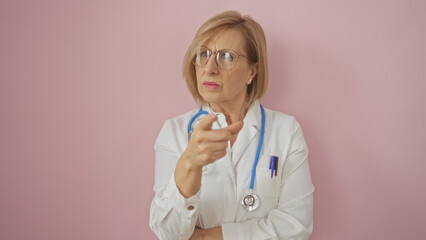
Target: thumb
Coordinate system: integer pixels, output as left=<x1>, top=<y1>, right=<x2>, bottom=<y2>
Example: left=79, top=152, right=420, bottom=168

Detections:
left=226, top=121, right=244, bottom=136
left=196, top=114, right=217, bottom=131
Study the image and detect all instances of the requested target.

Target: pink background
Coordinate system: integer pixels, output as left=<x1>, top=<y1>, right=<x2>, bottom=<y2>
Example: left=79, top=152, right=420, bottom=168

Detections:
left=1, top=0, right=425, bottom=239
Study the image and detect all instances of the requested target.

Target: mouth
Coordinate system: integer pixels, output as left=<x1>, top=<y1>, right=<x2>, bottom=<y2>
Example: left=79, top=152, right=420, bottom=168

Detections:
left=203, top=81, right=219, bottom=89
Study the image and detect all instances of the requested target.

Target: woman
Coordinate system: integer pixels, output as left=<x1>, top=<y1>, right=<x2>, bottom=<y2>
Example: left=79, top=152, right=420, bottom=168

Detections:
left=150, top=10, right=314, bottom=240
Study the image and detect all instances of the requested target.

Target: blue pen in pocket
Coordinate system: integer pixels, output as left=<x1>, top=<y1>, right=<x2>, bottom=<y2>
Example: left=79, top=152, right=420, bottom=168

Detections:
left=269, top=156, right=275, bottom=178
left=269, top=156, right=279, bottom=178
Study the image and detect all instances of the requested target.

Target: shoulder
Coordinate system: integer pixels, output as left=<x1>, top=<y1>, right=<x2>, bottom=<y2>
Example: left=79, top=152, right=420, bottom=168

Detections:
left=154, top=108, right=199, bottom=152
left=262, top=105, right=307, bottom=149
left=263, top=106, right=301, bottom=134
left=162, top=108, right=199, bottom=132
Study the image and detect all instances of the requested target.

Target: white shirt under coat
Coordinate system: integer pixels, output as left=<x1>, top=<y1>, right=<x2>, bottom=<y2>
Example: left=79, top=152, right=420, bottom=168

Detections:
left=149, top=100, right=314, bottom=240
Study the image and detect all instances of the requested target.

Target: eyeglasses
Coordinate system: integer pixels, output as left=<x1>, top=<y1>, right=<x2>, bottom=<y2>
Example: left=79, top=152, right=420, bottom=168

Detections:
left=192, top=47, right=251, bottom=70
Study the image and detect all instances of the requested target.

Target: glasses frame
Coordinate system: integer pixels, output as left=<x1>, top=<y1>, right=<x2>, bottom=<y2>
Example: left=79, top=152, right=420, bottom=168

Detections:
left=193, top=46, right=251, bottom=70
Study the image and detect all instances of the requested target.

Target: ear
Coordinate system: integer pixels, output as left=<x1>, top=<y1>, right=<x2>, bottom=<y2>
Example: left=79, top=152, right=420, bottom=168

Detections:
left=249, top=62, right=258, bottom=80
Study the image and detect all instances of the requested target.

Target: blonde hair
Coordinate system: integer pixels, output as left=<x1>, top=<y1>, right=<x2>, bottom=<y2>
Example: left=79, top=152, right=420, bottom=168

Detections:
left=182, top=10, right=268, bottom=106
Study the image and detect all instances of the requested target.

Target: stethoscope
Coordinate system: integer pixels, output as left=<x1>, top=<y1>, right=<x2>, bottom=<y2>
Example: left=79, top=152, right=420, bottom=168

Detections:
left=187, top=104, right=265, bottom=212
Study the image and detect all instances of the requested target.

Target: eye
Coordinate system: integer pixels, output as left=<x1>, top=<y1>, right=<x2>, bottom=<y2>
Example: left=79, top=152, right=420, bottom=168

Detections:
left=199, top=48, right=210, bottom=58
left=220, top=51, right=234, bottom=62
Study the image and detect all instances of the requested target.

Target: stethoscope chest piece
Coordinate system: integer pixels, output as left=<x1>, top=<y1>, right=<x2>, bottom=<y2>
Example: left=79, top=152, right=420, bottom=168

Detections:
left=241, top=192, right=260, bottom=212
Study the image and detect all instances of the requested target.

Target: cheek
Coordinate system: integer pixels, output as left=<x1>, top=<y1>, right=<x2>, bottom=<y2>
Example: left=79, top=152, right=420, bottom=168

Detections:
left=227, top=69, right=249, bottom=86
left=195, top=69, right=202, bottom=86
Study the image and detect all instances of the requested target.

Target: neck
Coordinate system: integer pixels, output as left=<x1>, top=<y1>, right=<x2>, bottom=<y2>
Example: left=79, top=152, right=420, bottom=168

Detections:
left=209, top=96, right=249, bottom=125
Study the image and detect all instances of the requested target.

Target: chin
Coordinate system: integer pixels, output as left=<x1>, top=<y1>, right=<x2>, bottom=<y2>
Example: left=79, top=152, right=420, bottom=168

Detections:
left=200, top=92, right=222, bottom=104
left=201, top=97, right=216, bottom=105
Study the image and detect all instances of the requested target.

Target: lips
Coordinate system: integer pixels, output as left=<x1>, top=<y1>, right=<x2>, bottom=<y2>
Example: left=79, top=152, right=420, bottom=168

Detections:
left=203, top=81, right=219, bottom=89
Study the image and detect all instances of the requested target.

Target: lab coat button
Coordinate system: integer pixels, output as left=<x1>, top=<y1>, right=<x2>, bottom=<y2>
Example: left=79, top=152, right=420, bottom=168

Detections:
left=187, top=205, right=195, bottom=210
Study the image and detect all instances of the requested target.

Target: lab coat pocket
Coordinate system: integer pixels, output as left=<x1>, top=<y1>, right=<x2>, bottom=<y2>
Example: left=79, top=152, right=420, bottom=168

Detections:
left=254, top=154, right=282, bottom=198
left=255, top=168, right=281, bottom=198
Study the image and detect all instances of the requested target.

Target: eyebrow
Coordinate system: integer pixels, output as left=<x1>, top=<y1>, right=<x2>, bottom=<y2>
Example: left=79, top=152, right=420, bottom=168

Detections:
left=201, top=46, right=243, bottom=55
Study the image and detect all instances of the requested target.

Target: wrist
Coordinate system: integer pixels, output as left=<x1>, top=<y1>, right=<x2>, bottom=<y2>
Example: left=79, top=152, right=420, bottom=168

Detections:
left=175, top=152, right=203, bottom=198
left=180, top=151, right=204, bottom=171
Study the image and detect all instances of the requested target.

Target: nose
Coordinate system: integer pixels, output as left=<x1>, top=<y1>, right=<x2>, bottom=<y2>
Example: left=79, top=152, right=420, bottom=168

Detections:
left=204, top=52, right=218, bottom=75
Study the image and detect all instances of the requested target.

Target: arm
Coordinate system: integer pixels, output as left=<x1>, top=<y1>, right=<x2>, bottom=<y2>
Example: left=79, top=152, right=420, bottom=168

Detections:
left=150, top=116, right=244, bottom=240
left=189, top=227, right=223, bottom=240
left=149, top=136, right=202, bottom=240
left=220, top=119, right=314, bottom=240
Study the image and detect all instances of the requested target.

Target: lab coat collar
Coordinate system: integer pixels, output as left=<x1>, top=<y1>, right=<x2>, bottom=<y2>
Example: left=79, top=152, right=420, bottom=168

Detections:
left=243, top=100, right=262, bottom=131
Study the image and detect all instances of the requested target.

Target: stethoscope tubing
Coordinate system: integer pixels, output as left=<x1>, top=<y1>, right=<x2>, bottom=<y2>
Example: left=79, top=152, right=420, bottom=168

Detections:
left=249, top=104, right=265, bottom=190
left=187, top=106, right=209, bottom=134
left=187, top=104, right=265, bottom=191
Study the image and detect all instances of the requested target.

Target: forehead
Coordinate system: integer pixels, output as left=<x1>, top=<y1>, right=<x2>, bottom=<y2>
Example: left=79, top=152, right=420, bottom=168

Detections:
left=202, top=28, right=246, bottom=52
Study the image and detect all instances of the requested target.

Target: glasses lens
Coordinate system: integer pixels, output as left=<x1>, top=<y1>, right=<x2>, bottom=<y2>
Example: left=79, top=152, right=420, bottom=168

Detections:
left=194, top=48, right=210, bottom=66
left=217, top=50, right=237, bottom=70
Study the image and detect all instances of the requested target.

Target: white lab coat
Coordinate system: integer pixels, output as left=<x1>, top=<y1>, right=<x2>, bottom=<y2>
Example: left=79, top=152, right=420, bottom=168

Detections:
left=149, top=100, right=314, bottom=240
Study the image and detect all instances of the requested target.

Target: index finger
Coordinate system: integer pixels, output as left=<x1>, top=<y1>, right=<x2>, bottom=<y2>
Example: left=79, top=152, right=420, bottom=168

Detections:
left=195, top=114, right=217, bottom=131
left=202, top=128, right=232, bottom=142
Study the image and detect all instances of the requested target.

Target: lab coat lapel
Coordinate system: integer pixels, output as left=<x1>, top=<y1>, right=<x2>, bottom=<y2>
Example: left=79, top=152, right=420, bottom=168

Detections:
left=231, top=124, right=257, bottom=166
left=230, top=101, right=262, bottom=166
